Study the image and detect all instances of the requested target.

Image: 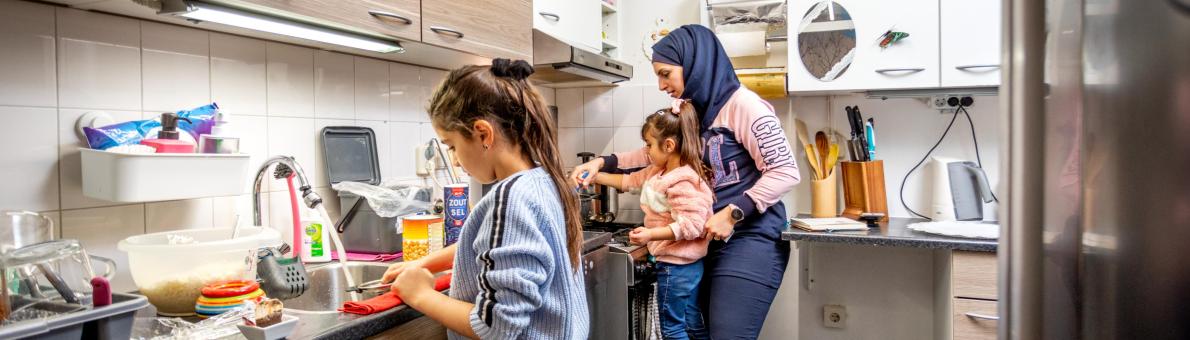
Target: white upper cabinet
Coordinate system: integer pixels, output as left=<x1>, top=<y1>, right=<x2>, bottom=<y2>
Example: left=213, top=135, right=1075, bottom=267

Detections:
left=789, top=0, right=998, bottom=93
left=533, top=0, right=601, bottom=53
left=940, top=0, right=1002, bottom=87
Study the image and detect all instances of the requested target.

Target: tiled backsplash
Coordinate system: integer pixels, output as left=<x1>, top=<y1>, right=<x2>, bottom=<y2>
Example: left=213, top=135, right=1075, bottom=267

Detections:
left=0, top=2, right=501, bottom=291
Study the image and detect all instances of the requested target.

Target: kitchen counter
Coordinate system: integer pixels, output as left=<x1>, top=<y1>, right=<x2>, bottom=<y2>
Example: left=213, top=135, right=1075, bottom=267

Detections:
left=130, top=300, right=427, bottom=339
left=782, top=217, right=998, bottom=252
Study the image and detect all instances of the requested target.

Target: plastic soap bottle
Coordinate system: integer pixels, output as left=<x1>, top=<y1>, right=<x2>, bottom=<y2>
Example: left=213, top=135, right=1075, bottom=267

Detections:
left=140, top=113, right=196, bottom=153
left=300, top=209, right=331, bottom=263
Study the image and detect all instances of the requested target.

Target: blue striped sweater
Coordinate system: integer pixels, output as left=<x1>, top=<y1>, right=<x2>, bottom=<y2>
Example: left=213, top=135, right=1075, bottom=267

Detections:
left=448, top=167, right=589, bottom=339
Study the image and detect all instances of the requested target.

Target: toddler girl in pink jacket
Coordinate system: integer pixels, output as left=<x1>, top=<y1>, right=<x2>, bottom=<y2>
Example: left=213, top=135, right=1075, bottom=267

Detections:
left=586, top=100, right=714, bottom=339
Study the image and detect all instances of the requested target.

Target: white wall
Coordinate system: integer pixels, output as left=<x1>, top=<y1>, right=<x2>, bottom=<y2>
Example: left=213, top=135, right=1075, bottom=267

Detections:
left=0, top=1, right=488, bottom=292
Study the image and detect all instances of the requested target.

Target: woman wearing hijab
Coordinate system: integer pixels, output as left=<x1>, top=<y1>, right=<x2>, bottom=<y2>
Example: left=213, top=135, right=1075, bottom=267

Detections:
left=572, top=25, right=800, bottom=339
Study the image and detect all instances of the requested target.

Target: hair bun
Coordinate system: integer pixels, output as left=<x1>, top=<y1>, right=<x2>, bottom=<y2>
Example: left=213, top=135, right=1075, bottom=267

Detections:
left=491, top=58, right=534, bottom=80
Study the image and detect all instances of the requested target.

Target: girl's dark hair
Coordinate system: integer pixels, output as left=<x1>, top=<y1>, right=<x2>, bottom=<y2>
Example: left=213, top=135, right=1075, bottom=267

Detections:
left=642, top=101, right=713, bottom=186
left=427, top=58, right=583, bottom=268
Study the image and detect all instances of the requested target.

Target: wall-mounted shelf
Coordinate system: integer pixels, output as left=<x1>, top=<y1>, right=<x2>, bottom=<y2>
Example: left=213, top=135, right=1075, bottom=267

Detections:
left=81, top=149, right=250, bottom=202
left=602, top=40, right=619, bottom=50
left=601, top=1, right=617, bottom=13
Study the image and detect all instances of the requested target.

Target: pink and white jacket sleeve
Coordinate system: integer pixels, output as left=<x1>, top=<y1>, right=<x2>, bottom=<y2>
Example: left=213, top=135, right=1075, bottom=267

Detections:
left=663, top=171, right=714, bottom=241
left=715, top=91, right=801, bottom=216
left=619, top=165, right=660, bottom=194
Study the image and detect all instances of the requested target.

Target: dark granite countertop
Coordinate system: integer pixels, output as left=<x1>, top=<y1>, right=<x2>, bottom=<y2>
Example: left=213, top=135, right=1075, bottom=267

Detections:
left=782, top=216, right=998, bottom=252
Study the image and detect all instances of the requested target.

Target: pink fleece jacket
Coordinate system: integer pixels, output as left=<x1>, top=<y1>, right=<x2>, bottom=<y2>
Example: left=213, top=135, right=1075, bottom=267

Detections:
left=621, top=165, right=714, bottom=265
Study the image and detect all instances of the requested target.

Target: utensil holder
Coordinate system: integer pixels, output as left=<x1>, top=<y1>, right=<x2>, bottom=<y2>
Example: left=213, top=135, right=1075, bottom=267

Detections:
left=810, top=170, right=838, bottom=218
left=840, top=160, right=889, bottom=221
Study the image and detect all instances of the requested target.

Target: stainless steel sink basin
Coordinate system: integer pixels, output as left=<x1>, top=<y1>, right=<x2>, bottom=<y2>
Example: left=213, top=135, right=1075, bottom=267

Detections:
left=283, top=261, right=391, bottom=314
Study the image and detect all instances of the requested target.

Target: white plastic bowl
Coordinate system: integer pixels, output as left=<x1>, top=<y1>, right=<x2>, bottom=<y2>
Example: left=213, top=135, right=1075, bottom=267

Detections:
left=118, top=227, right=281, bottom=316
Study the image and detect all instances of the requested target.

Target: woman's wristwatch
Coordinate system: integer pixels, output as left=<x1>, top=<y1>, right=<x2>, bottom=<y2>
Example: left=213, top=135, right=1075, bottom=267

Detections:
left=727, top=204, right=745, bottom=224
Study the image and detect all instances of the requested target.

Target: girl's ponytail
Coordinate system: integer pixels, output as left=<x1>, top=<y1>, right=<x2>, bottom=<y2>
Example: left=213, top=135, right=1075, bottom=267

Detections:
left=675, top=102, right=713, bottom=186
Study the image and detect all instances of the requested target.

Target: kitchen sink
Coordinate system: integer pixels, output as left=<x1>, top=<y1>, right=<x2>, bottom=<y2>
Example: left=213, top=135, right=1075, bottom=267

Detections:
left=282, top=262, right=391, bottom=314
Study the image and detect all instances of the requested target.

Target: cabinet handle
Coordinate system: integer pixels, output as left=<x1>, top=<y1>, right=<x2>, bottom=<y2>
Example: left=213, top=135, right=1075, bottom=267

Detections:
left=430, top=26, right=464, bottom=39
left=874, top=68, right=926, bottom=73
left=955, top=64, right=1001, bottom=70
left=539, top=12, right=561, bottom=21
left=964, top=312, right=1000, bottom=321
left=368, top=10, right=412, bottom=25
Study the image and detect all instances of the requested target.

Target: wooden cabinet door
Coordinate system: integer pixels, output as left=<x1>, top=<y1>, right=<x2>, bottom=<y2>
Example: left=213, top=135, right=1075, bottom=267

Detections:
left=237, top=0, right=421, bottom=41
left=952, top=298, right=998, bottom=340
left=421, top=0, right=533, bottom=62
left=940, top=0, right=1002, bottom=87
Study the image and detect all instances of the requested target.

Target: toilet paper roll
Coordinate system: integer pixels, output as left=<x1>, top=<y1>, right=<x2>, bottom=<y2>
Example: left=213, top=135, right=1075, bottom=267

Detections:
left=718, top=31, right=768, bottom=57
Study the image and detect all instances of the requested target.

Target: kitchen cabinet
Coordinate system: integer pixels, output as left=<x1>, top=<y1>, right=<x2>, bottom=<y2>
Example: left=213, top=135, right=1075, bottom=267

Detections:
left=788, top=0, right=939, bottom=92
left=940, top=0, right=1001, bottom=87
left=533, top=0, right=602, bottom=53
left=789, top=0, right=1002, bottom=92
left=949, top=251, right=998, bottom=340
left=421, top=0, right=534, bottom=62
left=237, top=0, right=422, bottom=41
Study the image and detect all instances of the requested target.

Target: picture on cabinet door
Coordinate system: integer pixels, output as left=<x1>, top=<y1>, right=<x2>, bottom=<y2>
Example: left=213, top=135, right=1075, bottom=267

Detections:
left=797, top=1, right=856, bottom=81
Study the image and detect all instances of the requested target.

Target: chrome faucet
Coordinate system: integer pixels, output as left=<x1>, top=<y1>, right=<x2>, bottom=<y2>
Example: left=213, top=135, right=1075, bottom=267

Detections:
left=252, top=155, right=323, bottom=227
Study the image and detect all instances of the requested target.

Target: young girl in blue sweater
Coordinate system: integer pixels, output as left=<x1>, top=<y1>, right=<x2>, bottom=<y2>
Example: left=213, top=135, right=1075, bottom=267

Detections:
left=381, top=59, right=588, bottom=339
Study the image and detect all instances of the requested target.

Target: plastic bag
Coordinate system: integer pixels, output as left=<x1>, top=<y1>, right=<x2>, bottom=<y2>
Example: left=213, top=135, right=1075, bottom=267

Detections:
left=332, top=181, right=432, bottom=218
left=132, top=305, right=250, bottom=340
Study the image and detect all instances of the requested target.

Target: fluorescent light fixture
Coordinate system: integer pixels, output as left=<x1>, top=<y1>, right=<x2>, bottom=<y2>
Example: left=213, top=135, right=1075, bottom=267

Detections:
left=172, top=1, right=403, bottom=53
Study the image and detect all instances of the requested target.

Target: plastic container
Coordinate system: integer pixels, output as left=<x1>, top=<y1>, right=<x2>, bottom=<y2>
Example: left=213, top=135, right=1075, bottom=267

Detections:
left=299, top=210, right=330, bottom=263
left=0, top=293, right=149, bottom=340
left=400, top=215, right=441, bottom=261
left=80, top=148, right=250, bottom=203
left=236, top=314, right=298, bottom=340
left=117, top=227, right=281, bottom=316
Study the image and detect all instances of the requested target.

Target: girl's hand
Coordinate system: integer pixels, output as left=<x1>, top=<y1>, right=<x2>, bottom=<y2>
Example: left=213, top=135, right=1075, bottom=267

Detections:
left=628, top=227, right=651, bottom=245
left=381, top=259, right=425, bottom=284
left=570, top=158, right=605, bottom=188
left=705, top=209, right=736, bottom=241
left=391, top=268, right=435, bottom=306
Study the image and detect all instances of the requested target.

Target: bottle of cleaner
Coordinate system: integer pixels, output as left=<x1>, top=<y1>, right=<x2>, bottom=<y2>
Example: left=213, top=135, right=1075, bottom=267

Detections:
left=300, top=209, right=331, bottom=263
left=198, top=111, right=240, bottom=154
left=140, top=113, right=196, bottom=153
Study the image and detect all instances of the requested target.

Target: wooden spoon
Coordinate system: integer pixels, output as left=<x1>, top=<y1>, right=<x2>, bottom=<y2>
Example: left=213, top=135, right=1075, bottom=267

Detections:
left=815, top=131, right=830, bottom=177
left=795, top=119, right=823, bottom=179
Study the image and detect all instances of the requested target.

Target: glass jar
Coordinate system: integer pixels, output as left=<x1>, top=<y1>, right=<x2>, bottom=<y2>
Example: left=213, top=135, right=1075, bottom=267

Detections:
left=401, top=215, right=442, bottom=261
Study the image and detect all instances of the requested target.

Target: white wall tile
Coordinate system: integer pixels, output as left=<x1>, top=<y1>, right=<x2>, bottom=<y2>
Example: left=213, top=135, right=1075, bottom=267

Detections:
left=59, top=109, right=144, bottom=210
left=0, top=107, right=58, bottom=211
left=213, top=193, right=267, bottom=228
left=583, top=87, right=614, bottom=128
left=313, top=187, right=341, bottom=223
left=56, top=8, right=140, bottom=111
left=390, top=122, right=422, bottom=178
left=613, top=86, right=647, bottom=127
left=61, top=204, right=145, bottom=292
left=314, top=51, right=355, bottom=120
left=539, top=87, right=556, bottom=106
left=211, top=33, right=266, bottom=116
left=356, top=120, right=393, bottom=180
left=418, top=68, right=447, bottom=123
left=0, top=1, right=56, bottom=107
left=145, top=198, right=213, bottom=233
left=267, top=117, right=317, bottom=191
left=235, top=115, right=269, bottom=193
left=268, top=191, right=307, bottom=249
left=141, top=22, right=210, bottom=112
left=355, top=57, right=389, bottom=121
left=311, top=118, right=353, bottom=189
left=266, top=42, right=314, bottom=117
left=644, top=89, right=674, bottom=113
left=389, top=63, right=422, bottom=122
left=613, top=125, right=644, bottom=154
left=558, top=128, right=584, bottom=168
left=556, top=88, right=584, bottom=128
left=584, top=127, right=614, bottom=156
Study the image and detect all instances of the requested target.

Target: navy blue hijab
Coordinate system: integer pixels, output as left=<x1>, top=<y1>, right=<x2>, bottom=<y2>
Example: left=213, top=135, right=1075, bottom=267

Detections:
left=651, top=25, right=740, bottom=131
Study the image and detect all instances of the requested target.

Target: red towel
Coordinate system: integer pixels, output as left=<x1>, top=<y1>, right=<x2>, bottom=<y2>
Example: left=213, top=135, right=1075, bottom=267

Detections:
left=338, top=273, right=452, bottom=315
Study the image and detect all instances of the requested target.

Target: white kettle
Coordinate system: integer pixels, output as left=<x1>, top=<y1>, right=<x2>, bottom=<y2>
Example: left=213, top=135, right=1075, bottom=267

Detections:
left=928, top=157, right=994, bottom=221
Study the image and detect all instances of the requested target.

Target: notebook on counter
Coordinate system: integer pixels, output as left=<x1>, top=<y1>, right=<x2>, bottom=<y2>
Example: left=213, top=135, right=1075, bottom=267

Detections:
left=790, top=217, right=868, bottom=232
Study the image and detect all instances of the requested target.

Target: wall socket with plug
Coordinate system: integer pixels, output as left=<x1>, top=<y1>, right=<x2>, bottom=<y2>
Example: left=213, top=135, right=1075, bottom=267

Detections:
left=823, top=304, right=847, bottom=329
left=927, top=95, right=976, bottom=114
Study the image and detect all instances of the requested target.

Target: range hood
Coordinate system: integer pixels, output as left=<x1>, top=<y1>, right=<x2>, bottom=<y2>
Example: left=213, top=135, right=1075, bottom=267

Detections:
left=531, top=31, right=632, bottom=86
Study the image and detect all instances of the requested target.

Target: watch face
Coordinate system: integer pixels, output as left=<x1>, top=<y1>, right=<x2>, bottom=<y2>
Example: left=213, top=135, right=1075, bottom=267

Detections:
left=731, top=207, right=744, bottom=221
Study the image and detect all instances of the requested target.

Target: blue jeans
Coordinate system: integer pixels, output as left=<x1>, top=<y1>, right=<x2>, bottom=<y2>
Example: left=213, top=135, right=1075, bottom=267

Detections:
left=656, top=260, right=707, bottom=340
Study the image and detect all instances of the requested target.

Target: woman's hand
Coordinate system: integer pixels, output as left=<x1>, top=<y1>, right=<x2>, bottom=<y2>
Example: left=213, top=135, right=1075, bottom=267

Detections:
left=391, top=268, right=435, bottom=306
left=628, top=227, right=651, bottom=245
left=381, top=258, right=425, bottom=284
left=570, top=158, right=605, bottom=189
left=705, top=208, right=736, bottom=241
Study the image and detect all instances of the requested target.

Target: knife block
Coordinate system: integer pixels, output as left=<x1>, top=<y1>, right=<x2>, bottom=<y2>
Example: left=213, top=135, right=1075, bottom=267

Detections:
left=840, top=160, right=889, bottom=221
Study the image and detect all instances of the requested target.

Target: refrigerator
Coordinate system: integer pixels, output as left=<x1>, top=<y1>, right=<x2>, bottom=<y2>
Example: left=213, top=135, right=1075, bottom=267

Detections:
left=1001, top=0, right=1190, bottom=339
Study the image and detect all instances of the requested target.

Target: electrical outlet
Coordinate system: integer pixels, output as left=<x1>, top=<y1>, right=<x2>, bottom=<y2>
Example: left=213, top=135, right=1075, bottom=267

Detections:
left=927, top=95, right=975, bottom=114
left=823, top=304, right=847, bottom=329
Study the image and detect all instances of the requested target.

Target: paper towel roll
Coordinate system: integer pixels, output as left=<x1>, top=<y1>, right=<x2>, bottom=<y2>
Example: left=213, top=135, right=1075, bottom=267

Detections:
left=718, top=31, right=767, bottom=57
